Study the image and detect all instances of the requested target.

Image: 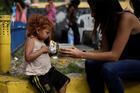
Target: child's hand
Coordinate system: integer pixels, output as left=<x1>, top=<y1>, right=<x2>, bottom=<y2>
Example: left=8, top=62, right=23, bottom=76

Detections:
left=40, top=46, right=50, bottom=53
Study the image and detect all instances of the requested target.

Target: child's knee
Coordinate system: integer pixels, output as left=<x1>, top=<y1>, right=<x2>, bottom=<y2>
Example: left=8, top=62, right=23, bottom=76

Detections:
left=64, top=80, right=70, bottom=87
left=66, top=80, right=70, bottom=85
left=62, top=80, right=70, bottom=89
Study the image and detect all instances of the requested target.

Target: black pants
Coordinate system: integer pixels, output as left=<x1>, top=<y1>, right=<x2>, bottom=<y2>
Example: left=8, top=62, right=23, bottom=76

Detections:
left=70, top=23, right=80, bottom=45
left=85, top=59, right=140, bottom=93
left=29, top=67, right=70, bottom=93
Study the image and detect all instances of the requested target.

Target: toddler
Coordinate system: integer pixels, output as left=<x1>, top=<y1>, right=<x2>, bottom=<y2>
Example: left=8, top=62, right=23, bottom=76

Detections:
left=22, top=14, right=70, bottom=93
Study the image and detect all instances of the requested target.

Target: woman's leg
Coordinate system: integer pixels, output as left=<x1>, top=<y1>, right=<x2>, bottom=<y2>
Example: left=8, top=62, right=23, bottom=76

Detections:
left=85, top=60, right=105, bottom=93
left=102, top=59, right=140, bottom=93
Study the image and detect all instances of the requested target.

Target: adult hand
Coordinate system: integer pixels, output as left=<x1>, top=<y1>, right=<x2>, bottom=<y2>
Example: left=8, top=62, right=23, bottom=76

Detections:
left=60, top=47, right=82, bottom=58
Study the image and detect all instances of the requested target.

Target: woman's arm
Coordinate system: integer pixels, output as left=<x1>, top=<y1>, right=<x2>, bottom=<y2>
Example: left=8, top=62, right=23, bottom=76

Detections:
left=61, top=12, right=134, bottom=62
left=80, top=13, right=133, bottom=61
left=25, top=38, right=49, bottom=62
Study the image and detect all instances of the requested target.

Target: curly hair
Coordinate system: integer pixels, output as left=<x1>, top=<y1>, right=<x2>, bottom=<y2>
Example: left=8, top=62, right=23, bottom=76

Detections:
left=26, top=14, right=54, bottom=37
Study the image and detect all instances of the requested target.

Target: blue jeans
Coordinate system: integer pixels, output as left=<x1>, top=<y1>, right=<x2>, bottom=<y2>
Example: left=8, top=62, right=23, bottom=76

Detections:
left=85, top=59, right=140, bottom=93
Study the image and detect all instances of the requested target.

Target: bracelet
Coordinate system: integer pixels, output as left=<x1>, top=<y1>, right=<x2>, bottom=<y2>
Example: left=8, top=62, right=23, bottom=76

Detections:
left=82, top=50, right=86, bottom=52
left=80, top=50, right=86, bottom=58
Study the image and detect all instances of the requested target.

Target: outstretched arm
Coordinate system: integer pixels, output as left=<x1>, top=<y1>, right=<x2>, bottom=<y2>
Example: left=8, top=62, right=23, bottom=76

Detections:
left=61, top=12, right=134, bottom=62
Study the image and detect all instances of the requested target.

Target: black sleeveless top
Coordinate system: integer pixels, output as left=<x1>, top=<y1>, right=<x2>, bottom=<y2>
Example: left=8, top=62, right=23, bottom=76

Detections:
left=105, top=12, right=140, bottom=60
left=120, top=33, right=140, bottom=60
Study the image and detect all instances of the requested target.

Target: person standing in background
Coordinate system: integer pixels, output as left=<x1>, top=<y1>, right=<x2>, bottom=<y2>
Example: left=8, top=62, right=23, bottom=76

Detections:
left=14, top=0, right=26, bottom=23
left=67, top=0, right=80, bottom=45
left=45, top=0, right=56, bottom=41
left=46, top=0, right=56, bottom=23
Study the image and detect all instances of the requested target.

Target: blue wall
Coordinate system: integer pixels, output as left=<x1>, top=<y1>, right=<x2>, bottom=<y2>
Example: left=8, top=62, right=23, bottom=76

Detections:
left=11, top=22, right=26, bottom=54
